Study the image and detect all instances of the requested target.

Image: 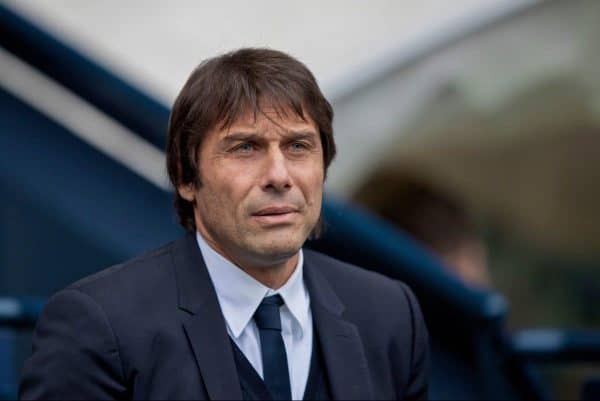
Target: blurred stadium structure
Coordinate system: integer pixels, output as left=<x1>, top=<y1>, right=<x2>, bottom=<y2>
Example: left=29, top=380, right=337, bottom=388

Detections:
left=1, top=0, right=600, bottom=399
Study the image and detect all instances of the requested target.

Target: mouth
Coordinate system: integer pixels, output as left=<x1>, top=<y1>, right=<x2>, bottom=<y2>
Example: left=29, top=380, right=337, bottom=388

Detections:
left=253, top=206, right=298, bottom=216
left=251, top=206, right=300, bottom=225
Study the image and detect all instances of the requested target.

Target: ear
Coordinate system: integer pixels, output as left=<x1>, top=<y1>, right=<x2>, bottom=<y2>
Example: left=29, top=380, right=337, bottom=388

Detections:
left=177, top=183, right=196, bottom=202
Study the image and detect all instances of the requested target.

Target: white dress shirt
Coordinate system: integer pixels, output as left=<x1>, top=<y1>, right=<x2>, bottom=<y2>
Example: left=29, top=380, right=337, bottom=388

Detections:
left=196, top=232, right=313, bottom=400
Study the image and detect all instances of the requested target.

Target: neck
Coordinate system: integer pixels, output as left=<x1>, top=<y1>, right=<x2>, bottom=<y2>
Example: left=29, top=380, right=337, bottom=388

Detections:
left=196, top=230, right=299, bottom=290
left=237, top=253, right=299, bottom=290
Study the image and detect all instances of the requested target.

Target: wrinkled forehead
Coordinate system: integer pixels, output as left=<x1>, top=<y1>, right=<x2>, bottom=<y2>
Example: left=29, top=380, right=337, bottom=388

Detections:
left=217, top=95, right=314, bottom=131
left=217, top=99, right=318, bottom=136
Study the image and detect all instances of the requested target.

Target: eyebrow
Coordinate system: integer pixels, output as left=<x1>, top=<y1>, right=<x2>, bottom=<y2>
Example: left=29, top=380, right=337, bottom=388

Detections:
left=221, top=130, right=318, bottom=144
left=220, top=132, right=261, bottom=144
left=284, top=130, right=318, bottom=141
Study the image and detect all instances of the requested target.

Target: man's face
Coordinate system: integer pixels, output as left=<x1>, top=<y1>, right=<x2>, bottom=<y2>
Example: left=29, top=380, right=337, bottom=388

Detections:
left=179, top=107, right=324, bottom=268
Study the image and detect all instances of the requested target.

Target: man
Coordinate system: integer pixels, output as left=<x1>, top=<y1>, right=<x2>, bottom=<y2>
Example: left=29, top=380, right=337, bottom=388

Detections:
left=20, top=48, right=429, bottom=400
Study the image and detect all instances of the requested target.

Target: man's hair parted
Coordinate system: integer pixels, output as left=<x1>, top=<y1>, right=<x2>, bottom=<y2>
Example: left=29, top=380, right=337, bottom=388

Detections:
left=166, top=48, right=336, bottom=231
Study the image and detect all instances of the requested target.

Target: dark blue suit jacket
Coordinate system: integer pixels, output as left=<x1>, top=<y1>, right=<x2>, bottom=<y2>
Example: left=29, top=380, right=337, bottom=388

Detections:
left=19, top=233, right=429, bottom=400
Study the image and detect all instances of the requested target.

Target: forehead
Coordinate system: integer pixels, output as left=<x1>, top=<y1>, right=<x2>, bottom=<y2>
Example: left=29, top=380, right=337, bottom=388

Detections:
left=220, top=106, right=317, bottom=135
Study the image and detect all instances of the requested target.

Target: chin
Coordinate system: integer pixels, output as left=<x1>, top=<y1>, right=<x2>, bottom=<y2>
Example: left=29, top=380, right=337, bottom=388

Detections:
left=259, top=242, right=301, bottom=258
left=247, top=236, right=304, bottom=261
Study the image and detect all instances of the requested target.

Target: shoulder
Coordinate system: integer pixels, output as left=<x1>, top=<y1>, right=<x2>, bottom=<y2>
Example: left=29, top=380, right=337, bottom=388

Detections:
left=44, top=238, right=185, bottom=325
left=30, top=237, right=187, bottom=358
left=302, top=249, right=424, bottom=334
left=67, top=239, right=177, bottom=295
left=303, top=248, right=413, bottom=302
left=18, top=240, right=182, bottom=399
left=303, top=248, right=430, bottom=398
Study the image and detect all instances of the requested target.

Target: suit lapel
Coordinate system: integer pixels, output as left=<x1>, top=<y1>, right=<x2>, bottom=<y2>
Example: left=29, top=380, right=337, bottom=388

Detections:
left=171, top=234, right=374, bottom=400
left=172, top=233, right=243, bottom=400
left=304, top=254, right=374, bottom=400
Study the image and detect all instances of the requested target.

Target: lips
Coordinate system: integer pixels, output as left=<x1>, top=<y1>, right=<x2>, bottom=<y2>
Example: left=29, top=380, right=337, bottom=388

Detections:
left=252, top=206, right=298, bottom=216
left=251, top=205, right=300, bottom=226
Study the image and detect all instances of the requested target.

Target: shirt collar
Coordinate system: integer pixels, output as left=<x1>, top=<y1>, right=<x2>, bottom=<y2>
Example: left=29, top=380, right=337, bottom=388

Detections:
left=196, top=232, right=309, bottom=339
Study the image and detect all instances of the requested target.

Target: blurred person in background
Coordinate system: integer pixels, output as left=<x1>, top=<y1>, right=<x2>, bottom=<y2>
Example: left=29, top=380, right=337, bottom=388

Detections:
left=19, top=48, right=429, bottom=400
left=355, top=172, right=491, bottom=289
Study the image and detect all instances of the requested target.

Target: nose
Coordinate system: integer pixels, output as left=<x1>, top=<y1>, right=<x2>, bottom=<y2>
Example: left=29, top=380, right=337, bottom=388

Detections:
left=261, top=148, right=292, bottom=193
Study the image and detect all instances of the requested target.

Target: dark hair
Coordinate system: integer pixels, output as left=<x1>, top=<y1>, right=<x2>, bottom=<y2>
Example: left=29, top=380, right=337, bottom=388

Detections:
left=354, top=172, right=477, bottom=253
left=166, top=48, right=336, bottom=232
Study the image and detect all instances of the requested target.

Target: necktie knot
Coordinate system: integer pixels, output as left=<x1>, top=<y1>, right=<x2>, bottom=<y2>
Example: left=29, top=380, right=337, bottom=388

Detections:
left=254, top=294, right=284, bottom=331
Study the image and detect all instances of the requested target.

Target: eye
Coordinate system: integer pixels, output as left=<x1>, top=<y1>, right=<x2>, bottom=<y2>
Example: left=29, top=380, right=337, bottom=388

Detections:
left=232, top=142, right=255, bottom=153
left=289, top=141, right=309, bottom=152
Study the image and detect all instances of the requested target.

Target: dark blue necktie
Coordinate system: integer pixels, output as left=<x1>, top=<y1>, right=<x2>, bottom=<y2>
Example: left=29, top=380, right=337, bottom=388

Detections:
left=253, top=294, right=292, bottom=400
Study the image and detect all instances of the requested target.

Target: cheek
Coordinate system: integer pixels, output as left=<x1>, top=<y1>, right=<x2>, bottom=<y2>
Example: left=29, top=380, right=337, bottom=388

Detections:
left=297, top=167, right=324, bottom=206
left=202, top=169, right=253, bottom=214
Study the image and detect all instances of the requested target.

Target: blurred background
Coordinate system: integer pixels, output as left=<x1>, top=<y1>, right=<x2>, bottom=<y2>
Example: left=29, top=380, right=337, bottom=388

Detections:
left=1, top=0, right=599, bottom=399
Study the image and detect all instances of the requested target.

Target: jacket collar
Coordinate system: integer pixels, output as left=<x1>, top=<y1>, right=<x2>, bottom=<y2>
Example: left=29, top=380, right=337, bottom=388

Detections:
left=196, top=231, right=309, bottom=340
left=172, top=233, right=373, bottom=400
left=172, top=232, right=243, bottom=400
left=302, top=252, right=374, bottom=400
